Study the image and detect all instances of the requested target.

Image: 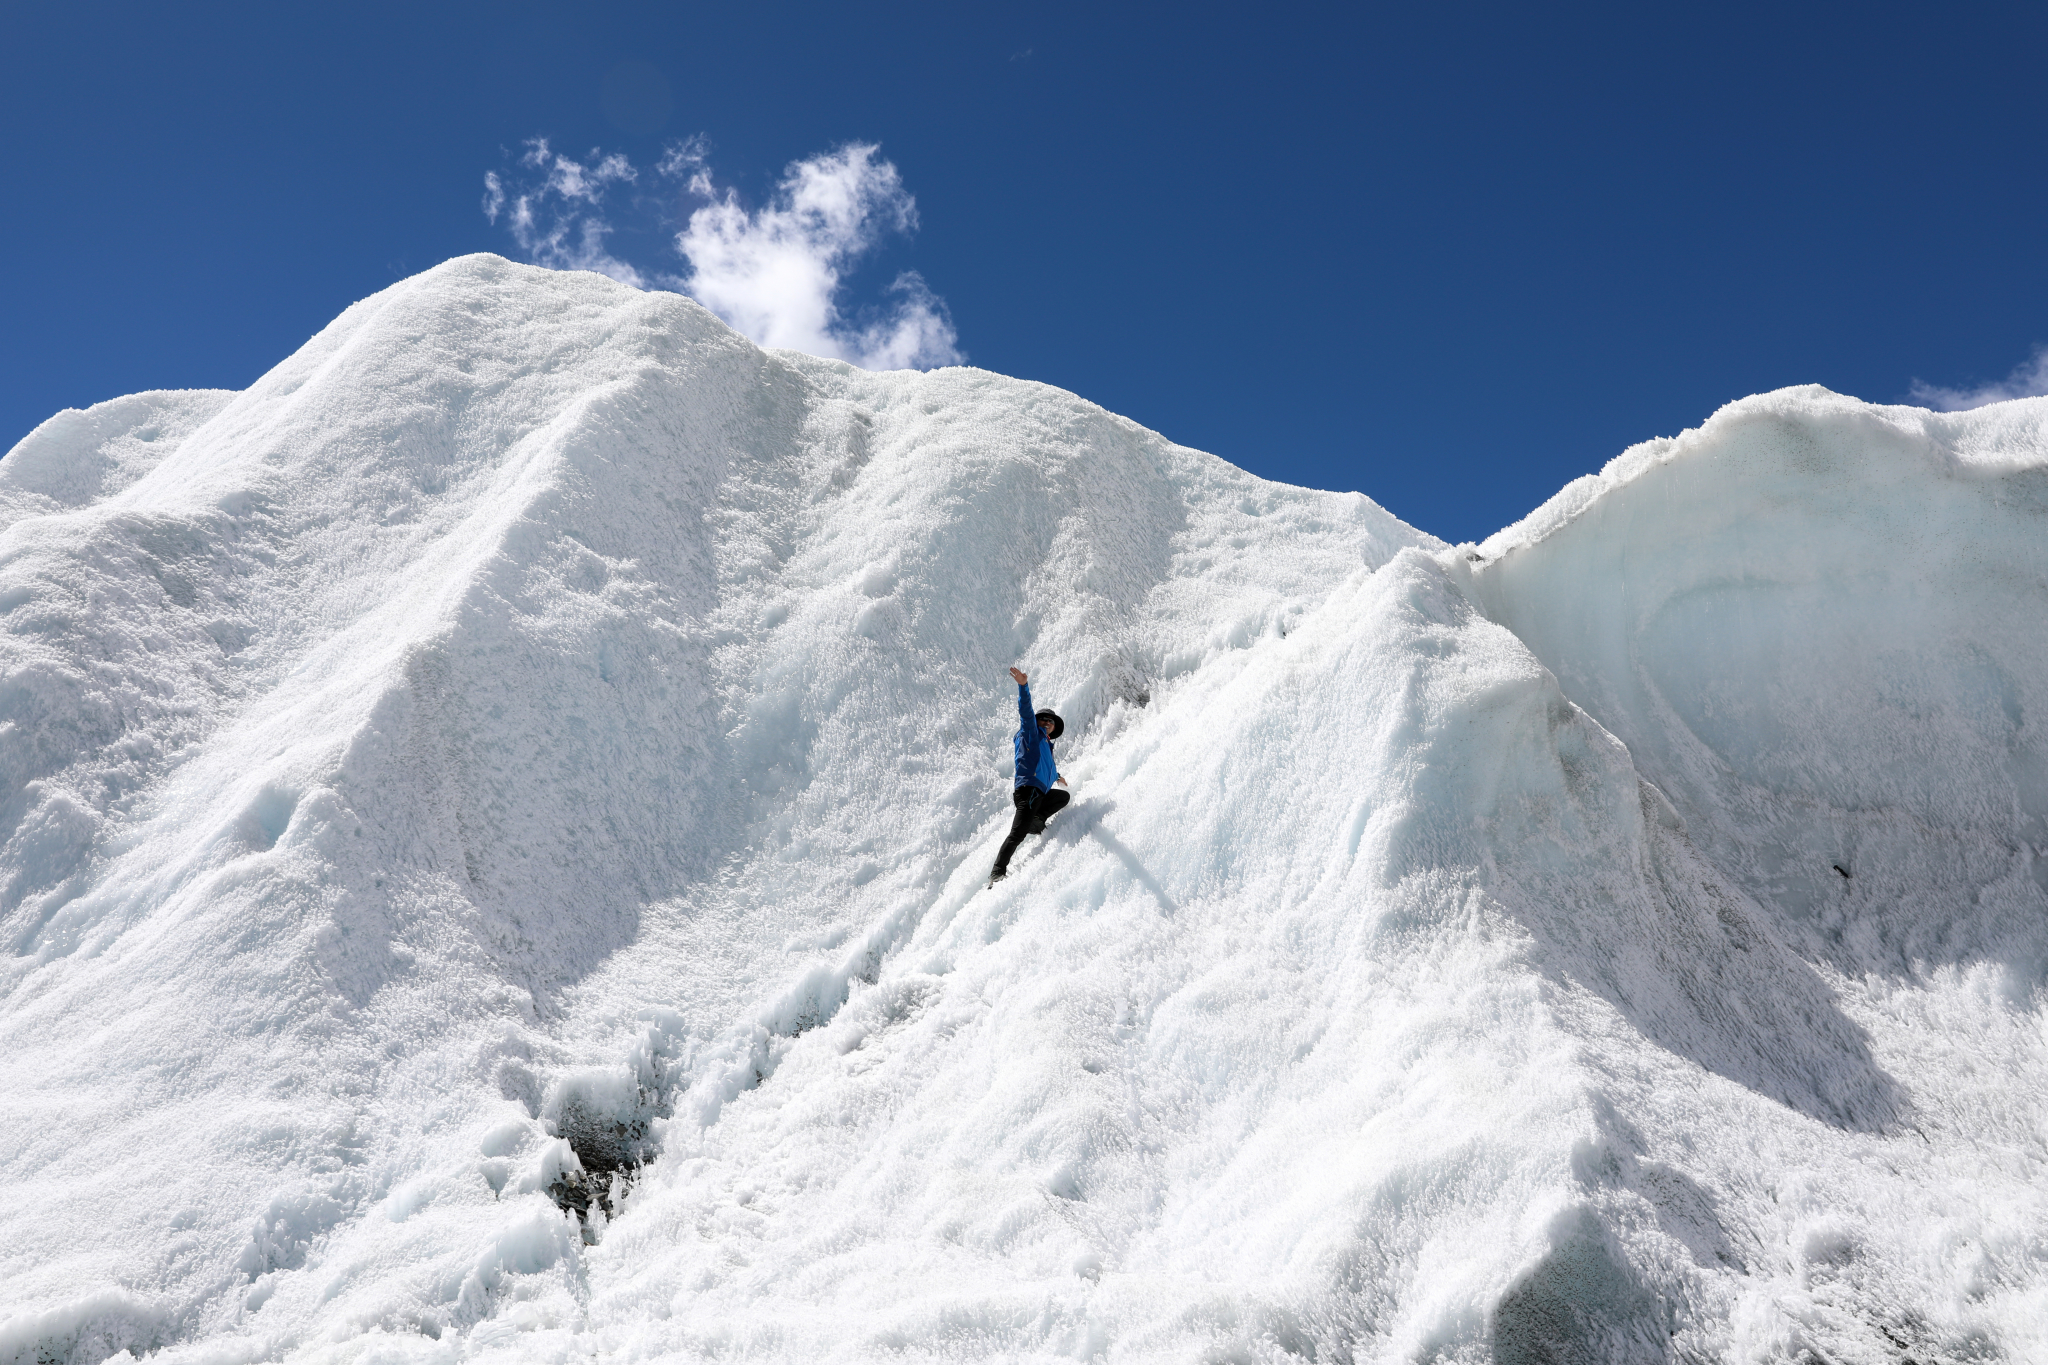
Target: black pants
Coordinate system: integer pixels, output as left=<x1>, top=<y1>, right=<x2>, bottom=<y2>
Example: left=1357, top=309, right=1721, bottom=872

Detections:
left=993, top=785, right=1070, bottom=874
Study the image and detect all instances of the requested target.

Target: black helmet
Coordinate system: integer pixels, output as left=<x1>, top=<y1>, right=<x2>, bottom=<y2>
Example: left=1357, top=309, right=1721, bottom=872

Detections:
left=1035, top=708, right=1064, bottom=740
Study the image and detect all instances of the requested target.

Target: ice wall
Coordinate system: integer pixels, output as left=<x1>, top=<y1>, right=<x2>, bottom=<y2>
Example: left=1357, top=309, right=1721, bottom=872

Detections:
left=1454, top=389, right=2048, bottom=1360
left=1462, top=388, right=2048, bottom=970
left=1, top=256, right=2043, bottom=1365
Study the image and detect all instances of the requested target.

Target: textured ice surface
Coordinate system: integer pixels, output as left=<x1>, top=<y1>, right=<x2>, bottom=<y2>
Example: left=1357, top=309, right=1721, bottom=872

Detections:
left=1, top=256, right=2044, bottom=1365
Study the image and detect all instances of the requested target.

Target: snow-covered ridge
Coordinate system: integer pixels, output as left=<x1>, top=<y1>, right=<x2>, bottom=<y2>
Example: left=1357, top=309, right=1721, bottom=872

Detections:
left=1, top=255, right=2043, bottom=1364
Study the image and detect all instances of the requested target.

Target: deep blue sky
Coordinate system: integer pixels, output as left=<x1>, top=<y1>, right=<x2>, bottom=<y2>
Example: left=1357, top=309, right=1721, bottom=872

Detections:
left=5, top=2, right=2044, bottom=542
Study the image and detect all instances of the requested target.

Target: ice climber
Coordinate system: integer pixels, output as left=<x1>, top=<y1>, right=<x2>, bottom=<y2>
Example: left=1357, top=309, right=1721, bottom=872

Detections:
left=988, top=666, right=1068, bottom=885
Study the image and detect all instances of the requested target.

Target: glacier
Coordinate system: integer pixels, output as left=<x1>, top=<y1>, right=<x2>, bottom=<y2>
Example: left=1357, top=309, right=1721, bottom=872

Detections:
left=1, top=254, right=2044, bottom=1365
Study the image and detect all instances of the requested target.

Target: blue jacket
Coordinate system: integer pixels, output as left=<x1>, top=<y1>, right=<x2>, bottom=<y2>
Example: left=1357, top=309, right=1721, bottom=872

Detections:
left=1013, top=683, right=1060, bottom=792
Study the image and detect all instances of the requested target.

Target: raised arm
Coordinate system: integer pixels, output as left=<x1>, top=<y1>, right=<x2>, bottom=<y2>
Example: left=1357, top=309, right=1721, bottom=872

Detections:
left=1010, top=667, right=1039, bottom=748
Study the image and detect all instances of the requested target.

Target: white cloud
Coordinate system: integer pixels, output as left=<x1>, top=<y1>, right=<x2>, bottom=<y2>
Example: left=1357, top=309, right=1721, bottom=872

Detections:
left=671, top=142, right=961, bottom=370
left=480, top=139, right=646, bottom=288
left=656, top=135, right=712, bottom=193
left=1909, top=345, right=2048, bottom=411
left=522, top=138, right=636, bottom=203
left=480, top=138, right=961, bottom=371
left=841, top=273, right=962, bottom=372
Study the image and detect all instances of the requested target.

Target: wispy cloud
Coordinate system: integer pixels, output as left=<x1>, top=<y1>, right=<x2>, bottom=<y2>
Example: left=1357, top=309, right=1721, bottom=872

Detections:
left=483, top=139, right=646, bottom=287
left=1909, top=345, right=2048, bottom=411
left=481, top=138, right=960, bottom=370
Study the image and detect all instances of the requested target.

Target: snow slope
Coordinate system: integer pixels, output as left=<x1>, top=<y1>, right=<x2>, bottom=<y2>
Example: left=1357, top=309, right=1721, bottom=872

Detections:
left=1, top=255, right=2043, bottom=1365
